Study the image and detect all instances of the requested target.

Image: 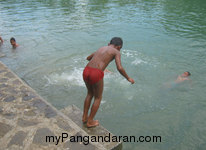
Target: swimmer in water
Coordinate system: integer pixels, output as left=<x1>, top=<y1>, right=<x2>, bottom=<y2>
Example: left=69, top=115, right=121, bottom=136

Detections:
left=164, top=71, right=191, bottom=88
left=10, top=37, right=19, bottom=48
left=82, top=37, right=135, bottom=128
left=0, top=35, right=3, bottom=44
left=175, top=71, right=191, bottom=83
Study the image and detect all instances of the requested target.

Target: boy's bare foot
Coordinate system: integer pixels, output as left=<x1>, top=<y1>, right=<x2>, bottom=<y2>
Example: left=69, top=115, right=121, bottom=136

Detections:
left=87, top=120, right=99, bottom=128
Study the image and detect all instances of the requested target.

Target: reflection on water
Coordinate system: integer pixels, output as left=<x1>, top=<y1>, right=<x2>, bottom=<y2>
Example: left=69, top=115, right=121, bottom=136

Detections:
left=160, top=0, right=206, bottom=40
left=0, top=0, right=206, bottom=150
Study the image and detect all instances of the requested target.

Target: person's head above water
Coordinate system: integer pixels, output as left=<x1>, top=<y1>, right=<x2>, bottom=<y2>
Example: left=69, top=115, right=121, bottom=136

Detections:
left=10, top=37, right=18, bottom=48
left=10, top=37, right=16, bottom=43
left=175, top=71, right=191, bottom=83
left=182, top=71, right=191, bottom=77
left=109, top=37, right=123, bottom=51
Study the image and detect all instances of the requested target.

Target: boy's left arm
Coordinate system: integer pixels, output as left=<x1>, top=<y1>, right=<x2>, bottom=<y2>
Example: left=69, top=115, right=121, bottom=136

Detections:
left=86, top=52, right=95, bottom=61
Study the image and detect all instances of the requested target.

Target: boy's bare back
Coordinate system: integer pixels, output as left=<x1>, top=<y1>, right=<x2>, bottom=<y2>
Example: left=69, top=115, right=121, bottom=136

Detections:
left=86, top=44, right=134, bottom=84
left=87, top=46, right=119, bottom=71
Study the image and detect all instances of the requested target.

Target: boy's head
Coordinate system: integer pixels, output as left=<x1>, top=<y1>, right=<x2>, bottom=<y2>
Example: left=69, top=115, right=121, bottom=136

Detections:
left=10, top=37, right=16, bottom=47
left=109, top=37, right=123, bottom=50
left=183, top=71, right=191, bottom=77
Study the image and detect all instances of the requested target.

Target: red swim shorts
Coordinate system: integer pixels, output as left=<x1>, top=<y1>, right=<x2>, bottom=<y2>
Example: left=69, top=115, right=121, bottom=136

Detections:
left=83, top=66, right=104, bottom=85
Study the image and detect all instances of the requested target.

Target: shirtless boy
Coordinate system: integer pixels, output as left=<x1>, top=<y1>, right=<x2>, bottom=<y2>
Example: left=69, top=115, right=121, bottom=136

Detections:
left=175, top=71, right=191, bottom=83
left=10, top=37, right=19, bottom=48
left=82, top=37, right=135, bottom=127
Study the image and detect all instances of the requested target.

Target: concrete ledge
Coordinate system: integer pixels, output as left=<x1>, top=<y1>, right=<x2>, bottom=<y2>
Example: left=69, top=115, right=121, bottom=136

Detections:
left=61, top=105, right=122, bottom=150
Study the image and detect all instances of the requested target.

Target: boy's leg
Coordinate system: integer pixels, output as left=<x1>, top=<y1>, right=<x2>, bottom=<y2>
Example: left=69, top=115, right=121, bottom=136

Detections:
left=87, top=79, right=103, bottom=127
left=82, top=81, right=94, bottom=123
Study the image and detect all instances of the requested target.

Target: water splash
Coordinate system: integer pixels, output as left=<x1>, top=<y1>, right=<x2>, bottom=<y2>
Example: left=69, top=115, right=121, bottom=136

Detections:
left=131, top=58, right=148, bottom=65
left=122, top=49, right=159, bottom=67
left=44, top=67, right=84, bottom=87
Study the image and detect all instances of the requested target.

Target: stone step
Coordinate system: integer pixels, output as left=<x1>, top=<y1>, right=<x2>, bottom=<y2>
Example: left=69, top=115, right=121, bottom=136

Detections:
left=61, top=105, right=122, bottom=150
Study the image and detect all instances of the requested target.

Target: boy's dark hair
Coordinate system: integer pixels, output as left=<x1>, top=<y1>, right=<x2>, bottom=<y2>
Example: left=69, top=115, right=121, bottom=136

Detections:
left=10, top=37, right=16, bottom=42
left=110, top=37, right=123, bottom=46
left=186, top=71, right=191, bottom=76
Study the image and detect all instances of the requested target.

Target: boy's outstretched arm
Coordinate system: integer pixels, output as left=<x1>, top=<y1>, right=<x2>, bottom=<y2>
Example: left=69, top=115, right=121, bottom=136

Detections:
left=115, top=52, right=135, bottom=84
left=86, top=52, right=95, bottom=61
